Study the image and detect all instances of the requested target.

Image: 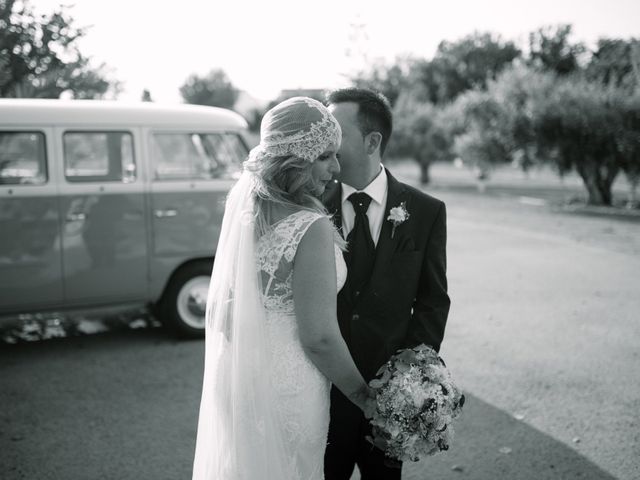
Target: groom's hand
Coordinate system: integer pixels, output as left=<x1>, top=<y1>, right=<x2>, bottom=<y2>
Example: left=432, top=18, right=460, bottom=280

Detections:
left=351, top=386, right=377, bottom=418
left=362, top=386, right=377, bottom=419
left=383, top=457, right=402, bottom=469
left=365, top=433, right=401, bottom=468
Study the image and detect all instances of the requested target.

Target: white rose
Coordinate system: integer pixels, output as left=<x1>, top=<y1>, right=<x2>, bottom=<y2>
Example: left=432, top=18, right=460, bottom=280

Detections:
left=388, top=207, right=406, bottom=223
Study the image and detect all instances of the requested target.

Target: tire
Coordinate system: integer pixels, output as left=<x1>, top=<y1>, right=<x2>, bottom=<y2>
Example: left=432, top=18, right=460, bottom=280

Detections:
left=159, top=261, right=212, bottom=338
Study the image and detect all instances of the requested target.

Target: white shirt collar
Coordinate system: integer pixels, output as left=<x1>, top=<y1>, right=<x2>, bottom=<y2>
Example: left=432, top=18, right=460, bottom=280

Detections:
left=341, top=165, right=387, bottom=206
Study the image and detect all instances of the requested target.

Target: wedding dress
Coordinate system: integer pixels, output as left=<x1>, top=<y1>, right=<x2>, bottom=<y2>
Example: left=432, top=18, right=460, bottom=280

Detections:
left=255, top=209, right=347, bottom=479
left=193, top=96, right=345, bottom=480
left=193, top=198, right=347, bottom=480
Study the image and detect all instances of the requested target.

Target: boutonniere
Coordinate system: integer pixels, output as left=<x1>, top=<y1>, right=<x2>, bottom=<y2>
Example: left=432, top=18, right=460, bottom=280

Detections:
left=387, top=201, right=410, bottom=239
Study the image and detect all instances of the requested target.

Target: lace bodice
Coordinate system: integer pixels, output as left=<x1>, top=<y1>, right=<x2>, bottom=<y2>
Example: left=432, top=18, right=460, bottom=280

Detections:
left=256, top=210, right=346, bottom=313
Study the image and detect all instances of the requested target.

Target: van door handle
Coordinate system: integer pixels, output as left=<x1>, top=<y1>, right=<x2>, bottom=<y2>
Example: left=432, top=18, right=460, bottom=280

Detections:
left=154, top=208, right=178, bottom=218
left=66, top=213, right=87, bottom=221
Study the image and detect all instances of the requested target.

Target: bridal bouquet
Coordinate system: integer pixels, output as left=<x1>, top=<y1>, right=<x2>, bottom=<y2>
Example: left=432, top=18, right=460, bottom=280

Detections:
left=367, top=344, right=465, bottom=462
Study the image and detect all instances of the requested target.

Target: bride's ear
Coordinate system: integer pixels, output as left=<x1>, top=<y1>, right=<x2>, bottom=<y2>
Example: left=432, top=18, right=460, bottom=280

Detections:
left=364, top=132, right=382, bottom=156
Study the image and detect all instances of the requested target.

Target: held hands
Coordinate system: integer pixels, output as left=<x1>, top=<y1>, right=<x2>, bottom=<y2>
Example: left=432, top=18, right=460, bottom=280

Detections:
left=352, top=386, right=400, bottom=468
left=351, top=385, right=377, bottom=419
left=358, top=387, right=400, bottom=468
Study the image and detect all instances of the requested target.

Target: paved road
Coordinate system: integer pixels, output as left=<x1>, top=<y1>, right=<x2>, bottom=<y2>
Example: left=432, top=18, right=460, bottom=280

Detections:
left=401, top=167, right=640, bottom=480
left=2, top=166, right=639, bottom=480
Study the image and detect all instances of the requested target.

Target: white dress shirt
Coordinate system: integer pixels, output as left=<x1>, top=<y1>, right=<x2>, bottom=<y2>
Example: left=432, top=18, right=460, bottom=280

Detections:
left=341, top=166, right=388, bottom=246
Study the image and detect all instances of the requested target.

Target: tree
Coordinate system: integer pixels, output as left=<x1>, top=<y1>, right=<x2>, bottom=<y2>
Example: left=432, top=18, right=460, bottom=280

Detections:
left=0, top=0, right=120, bottom=98
left=409, top=66, right=553, bottom=184
left=533, top=79, right=622, bottom=205
left=244, top=108, right=263, bottom=134
left=484, top=64, right=558, bottom=173
left=467, top=63, right=636, bottom=206
left=614, top=93, right=640, bottom=205
left=586, top=38, right=638, bottom=91
left=527, top=24, right=586, bottom=76
left=387, top=93, right=462, bottom=183
left=631, top=40, right=640, bottom=90
left=179, top=69, right=238, bottom=109
left=450, top=89, right=511, bottom=181
left=410, top=32, right=521, bottom=104
left=352, top=56, right=415, bottom=107
left=141, top=89, right=153, bottom=102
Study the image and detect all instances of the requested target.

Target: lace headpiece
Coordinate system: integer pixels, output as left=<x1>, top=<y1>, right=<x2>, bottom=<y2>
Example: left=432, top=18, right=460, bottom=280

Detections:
left=256, top=96, right=341, bottom=163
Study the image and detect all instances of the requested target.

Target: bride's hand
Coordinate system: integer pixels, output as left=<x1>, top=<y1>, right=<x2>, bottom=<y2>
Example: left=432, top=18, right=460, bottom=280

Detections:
left=352, top=386, right=377, bottom=418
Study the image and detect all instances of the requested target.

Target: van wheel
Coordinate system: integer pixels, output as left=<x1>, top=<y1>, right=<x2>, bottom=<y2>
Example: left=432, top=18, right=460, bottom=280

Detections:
left=159, top=261, right=212, bottom=338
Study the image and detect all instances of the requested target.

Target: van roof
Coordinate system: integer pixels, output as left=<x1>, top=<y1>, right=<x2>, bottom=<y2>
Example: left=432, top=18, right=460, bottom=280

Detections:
left=0, top=99, right=249, bottom=129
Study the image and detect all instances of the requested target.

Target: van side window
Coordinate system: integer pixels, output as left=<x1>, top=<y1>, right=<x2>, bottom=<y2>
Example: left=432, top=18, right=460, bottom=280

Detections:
left=152, top=133, right=246, bottom=180
left=0, top=132, right=47, bottom=185
left=63, top=131, right=136, bottom=183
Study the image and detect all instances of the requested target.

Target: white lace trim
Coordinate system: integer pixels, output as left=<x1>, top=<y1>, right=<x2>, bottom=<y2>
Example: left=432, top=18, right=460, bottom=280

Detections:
left=260, top=98, right=341, bottom=163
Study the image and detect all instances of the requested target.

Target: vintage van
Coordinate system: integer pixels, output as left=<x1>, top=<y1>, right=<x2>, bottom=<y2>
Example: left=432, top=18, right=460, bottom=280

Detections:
left=0, top=99, right=249, bottom=337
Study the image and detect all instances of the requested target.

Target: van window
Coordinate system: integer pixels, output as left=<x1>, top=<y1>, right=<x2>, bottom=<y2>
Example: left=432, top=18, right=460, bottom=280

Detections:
left=0, top=131, right=47, bottom=185
left=63, top=131, right=136, bottom=183
left=152, top=133, right=245, bottom=180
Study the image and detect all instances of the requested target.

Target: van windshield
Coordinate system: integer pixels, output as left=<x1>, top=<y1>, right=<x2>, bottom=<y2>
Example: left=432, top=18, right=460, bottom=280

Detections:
left=152, top=132, right=246, bottom=180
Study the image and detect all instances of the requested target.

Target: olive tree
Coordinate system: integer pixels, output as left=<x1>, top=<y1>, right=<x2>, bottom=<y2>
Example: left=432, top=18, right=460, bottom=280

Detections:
left=527, top=24, right=586, bottom=76
left=533, top=79, right=622, bottom=205
left=450, top=89, right=510, bottom=181
left=387, top=92, right=462, bottom=184
left=410, top=32, right=521, bottom=105
left=614, top=93, right=640, bottom=205
left=179, top=69, right=238, bottom=109
left=0, top=0, right=120, bottom=98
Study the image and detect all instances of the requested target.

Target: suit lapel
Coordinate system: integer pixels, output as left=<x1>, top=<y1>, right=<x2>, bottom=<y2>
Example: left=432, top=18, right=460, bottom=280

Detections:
left=370, top=169, right=408, bottom=290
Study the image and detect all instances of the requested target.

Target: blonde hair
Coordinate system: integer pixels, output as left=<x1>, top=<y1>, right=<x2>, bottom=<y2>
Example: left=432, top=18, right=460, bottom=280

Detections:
left=243, top=148, right=322, bottom=229
left=245, top=150, right=323, bottom=209
left=244, top=149, right=346, bottom=249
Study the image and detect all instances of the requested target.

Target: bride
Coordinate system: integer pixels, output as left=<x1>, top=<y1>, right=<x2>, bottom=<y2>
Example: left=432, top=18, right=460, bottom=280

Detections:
left=192, top=97, right=373, bottom=480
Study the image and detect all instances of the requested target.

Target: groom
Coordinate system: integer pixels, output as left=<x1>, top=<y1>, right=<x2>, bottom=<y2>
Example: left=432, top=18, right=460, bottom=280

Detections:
left=323, top=88, right=450, bottom=480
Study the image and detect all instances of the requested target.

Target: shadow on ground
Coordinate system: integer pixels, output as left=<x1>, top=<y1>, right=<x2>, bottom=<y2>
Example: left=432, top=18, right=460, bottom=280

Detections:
left=400, top=394, right=618, bottom=480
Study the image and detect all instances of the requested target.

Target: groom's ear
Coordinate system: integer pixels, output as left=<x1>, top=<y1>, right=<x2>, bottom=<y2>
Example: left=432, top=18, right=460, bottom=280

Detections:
left=364, top=132, right=383, bottom=156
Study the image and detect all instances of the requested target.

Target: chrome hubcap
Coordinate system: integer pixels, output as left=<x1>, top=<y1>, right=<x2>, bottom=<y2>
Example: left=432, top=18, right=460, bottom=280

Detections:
left=176, top=276, right=209, bottom=329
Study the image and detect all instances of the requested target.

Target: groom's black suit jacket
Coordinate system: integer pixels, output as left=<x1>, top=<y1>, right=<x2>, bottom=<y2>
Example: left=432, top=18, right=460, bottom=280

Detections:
left=323, top=169, right=450, bottom=382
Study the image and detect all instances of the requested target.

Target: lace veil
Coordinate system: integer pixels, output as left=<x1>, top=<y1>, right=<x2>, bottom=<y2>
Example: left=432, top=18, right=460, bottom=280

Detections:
left=254, top=96, right=341, bottom=163
left=192, top=97, right=341, bottom=480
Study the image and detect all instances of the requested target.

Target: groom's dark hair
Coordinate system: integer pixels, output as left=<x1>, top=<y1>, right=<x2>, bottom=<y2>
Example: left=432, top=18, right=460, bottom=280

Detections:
left=326, top=87, right=393, bottom=156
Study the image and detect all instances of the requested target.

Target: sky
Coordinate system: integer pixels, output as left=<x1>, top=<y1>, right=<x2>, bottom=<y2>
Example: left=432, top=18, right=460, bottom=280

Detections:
left=32, top=0, right=640, bottom=104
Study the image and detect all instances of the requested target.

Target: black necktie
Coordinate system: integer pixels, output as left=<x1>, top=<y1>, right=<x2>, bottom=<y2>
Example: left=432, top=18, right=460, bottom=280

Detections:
left=347, top=192, right=375, bottom=300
